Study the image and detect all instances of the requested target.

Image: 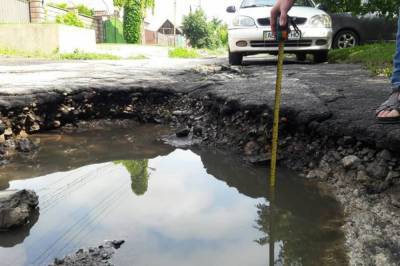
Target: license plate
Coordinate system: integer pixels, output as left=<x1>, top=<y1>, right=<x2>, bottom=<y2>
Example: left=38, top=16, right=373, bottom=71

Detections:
left=263, top=31, right=301, bottom=41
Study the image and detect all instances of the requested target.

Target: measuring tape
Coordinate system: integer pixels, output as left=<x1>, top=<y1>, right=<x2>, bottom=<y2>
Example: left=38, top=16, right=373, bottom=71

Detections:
left=269, top=17, right=301, bottom=190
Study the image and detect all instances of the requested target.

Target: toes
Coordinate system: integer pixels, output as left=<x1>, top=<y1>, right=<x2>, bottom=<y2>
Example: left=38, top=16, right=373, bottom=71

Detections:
left=377, top=110, right=390, bottom=117
left=387, top=110, right=400, bottom=118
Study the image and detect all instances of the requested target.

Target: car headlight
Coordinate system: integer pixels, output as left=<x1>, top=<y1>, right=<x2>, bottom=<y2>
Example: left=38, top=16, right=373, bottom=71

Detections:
left=309, top=14, right=331, bottom=28
left=232, top=16, right=256, bottom=27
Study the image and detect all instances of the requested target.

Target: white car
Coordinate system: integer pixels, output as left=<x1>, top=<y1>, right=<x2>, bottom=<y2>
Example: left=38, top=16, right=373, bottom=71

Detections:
left=227, top=0, right=333, bottom=65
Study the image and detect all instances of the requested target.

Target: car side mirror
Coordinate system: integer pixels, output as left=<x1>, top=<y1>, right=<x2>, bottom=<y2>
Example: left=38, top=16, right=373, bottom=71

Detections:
left=316, top=3, right=328, bottom=12
left=226, top=6, right=236, bottom=13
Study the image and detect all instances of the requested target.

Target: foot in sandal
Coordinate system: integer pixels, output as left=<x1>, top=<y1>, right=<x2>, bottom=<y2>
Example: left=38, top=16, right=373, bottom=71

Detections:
left=376, top=87, right=400, bottom=123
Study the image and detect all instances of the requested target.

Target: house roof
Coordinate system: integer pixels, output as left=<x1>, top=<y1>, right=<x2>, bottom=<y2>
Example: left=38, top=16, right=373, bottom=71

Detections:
left=145, top=17, right=181, bottom=32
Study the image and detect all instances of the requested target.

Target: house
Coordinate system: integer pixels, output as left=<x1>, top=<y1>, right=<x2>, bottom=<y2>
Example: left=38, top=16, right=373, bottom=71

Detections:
left=144, top=18, right=183, bottom=45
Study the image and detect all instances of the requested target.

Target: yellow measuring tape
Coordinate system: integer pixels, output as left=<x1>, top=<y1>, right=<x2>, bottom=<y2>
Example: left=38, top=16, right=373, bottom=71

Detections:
left=268, top=40, right=284, bottom=266
left=269, top=41, right=285, bottom=190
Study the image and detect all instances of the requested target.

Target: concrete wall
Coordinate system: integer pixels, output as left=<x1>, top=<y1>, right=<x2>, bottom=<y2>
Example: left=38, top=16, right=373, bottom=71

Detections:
left=0, top=0, right=30, bottom=23
left=58, top=25, right=96, bottom=53
left=0, top=24, right=96, bottom=53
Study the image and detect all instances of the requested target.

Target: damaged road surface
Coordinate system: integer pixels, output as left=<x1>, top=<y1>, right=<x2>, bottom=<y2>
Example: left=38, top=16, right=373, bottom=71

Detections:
left=0, top=58, right=399, bottom=265
left=0, top=122, right=346, bottom=266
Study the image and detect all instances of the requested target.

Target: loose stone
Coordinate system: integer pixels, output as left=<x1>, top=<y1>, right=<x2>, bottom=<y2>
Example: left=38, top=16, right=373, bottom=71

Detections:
left=342, top=155, right=361, bottom=169
left=0, top=189, right=39, bottom=230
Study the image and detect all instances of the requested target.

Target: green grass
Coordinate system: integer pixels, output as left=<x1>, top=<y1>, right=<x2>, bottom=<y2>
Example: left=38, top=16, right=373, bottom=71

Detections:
left=168, top=47, right=200, bottom=58
left=329, top=42, right=395, bottom=77
left=128, top=54, right=149, bottom=60
left=0, top=47, right=120, bottom=60
left=199, top=47, right=227, bottom=57
left=58, top=52, right=120, bottom=60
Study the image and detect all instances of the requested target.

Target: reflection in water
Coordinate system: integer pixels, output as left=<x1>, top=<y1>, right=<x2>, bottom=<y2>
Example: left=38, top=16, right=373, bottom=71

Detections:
left=197, top=149, right=347, bottom=265
left=115, top=160, right=150, bottom=196
left=0, top=211, right=39, bottom=248
left=255, top=193, right=347, bottom=265
left=0, top=125, right=347, bottom=266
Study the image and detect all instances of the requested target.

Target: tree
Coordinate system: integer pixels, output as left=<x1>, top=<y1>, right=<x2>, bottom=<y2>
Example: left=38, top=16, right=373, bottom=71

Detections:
left=115, top=160, right=150, bottom=196
left=114, top=0, right=155, bottom=43
left=315, top=0, right=400, bottom=18
left=182, top=9, right=210, bottom=48
left=182, top=10, right=228, bottom=49
left=123, top=1, right=142, bottom=43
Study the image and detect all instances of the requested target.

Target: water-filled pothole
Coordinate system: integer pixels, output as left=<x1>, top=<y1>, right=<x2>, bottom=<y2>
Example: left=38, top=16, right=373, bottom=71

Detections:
left=0, top=122, right=346, bottom=266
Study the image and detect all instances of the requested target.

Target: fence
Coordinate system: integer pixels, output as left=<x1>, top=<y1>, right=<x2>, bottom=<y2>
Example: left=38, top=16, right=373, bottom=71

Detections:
left=156, top=33, right=187, bottom=47
left=0, top=0, right=30, bottom=24
left=104, top=17, right=125, bottom=43
left=46, top=5, right=96, bottom=29
left=46, top=5, right=104, bottom=42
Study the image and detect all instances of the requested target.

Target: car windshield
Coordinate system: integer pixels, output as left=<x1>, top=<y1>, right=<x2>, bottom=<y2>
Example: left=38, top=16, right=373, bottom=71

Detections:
left=241, top=0, right=313, bottom=8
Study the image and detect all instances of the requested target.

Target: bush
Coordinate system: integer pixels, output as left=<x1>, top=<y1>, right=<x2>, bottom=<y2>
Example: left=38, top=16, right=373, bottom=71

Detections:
left=315, top=0, right=399, bottom=18
left=169, top=47, right=200, bottom=58
left=123, top=2, right=142, bottom=43
left=329, top=43, right=395, bottom=77
left=182, top=9, right=209, bottom=48
left=182, top=10, right=228, bottom=49
left=60, top=52, right=120, bottom=60
left=52, top=2, right=68, bottom=9
left=76, top=4, right=94, bottom=17
left=56, top=12, right=84, bottom=28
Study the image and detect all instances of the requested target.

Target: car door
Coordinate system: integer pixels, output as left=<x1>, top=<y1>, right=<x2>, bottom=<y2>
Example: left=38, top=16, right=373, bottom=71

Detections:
left=330, top=12, right=364, bottom=42
left=357, top=13, right=397, bottom=42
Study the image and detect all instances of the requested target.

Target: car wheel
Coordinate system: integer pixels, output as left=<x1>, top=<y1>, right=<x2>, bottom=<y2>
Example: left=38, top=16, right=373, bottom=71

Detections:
left=229, top=51, right=243, bottom=65
left=333, top=30, right=359, bottom=49
left=313, top=50, right=328, bottom=63
left=296, top=53, right=307, bottom=61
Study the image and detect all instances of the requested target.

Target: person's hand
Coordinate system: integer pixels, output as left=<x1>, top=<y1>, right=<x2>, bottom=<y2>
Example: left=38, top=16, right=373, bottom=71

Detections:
left=270, top=0, right=295, bottom=37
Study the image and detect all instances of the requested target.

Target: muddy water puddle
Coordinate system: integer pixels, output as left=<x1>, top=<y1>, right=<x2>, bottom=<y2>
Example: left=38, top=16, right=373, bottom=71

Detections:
left=0, top=123, right=346, bottom=266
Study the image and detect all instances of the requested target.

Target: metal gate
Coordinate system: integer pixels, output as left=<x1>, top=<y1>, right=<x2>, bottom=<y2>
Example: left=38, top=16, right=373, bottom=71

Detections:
left=104, top=17, right=125, bottom=43
left=0, top=0, right=30, bottom=23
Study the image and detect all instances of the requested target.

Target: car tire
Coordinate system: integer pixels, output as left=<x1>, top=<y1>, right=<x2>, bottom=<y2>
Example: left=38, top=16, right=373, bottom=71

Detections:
left=313, top=50, right=328, bottom=63
left=229, top=51, right=243, bottom=65
left=296, top=53, right=307, bottom=61
left=333, top=30, right=359, bottom=49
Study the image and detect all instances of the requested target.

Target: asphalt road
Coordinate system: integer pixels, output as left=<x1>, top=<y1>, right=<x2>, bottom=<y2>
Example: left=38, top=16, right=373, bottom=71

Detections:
left=0, top=56, right=395, bottom=151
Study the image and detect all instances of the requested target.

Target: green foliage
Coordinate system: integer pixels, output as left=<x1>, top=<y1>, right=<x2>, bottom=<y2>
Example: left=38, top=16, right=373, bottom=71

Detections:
left=114, top=0, right=155, bottom=11
left=47, top=2, right=68, bottom=9
left=115, top=160, right=150, bottom=196
left=182, top=10, right=228, bottom=49
left=128, top=54, right=148, bottom=59
left=0, top=46, right=120, bottom=60
left=113, top=0, right=124, bottom=8
left=329, top=42, right=395, bottom=77
left=182, top=9, right=210, bottom=48
left=118, top=0, right=155, bottom=44
left=56, top=12, right=84, bottom=28
left=123, top=3, right=142, bottom=43
left=169, top=47, right=200, bottom=58
left=105, top=18, right=126, bottom=43
left=255, top=203, right=347, bottom=265
left=59, top=52, right=120, bottom=60
left=76, top=4, right=94, bottom=17
left=208, top=18, right=228, bottom=48
left=49, top=2, right=94, bottom=17
left=315, top=0, right=400, bottom=18
left=218, top=23, right=228, bottom=47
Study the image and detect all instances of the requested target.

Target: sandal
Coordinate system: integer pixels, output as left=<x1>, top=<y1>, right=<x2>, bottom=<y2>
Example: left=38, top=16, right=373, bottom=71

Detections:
left=376, top=86, right=400, bottom=124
